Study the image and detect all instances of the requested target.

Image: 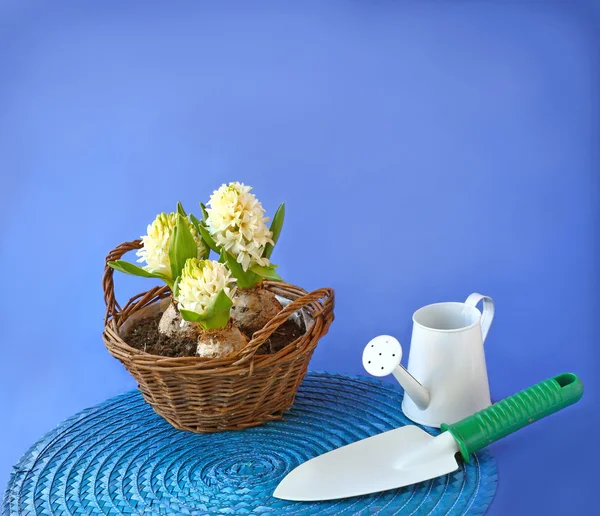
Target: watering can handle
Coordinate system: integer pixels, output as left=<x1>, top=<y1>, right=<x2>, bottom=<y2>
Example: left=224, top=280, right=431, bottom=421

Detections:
left=464, top=293, right=494, bottom=343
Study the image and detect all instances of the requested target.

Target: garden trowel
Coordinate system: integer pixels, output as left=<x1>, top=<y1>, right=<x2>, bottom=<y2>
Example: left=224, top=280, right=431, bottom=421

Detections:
left=274, top=373, right=583, bottom=501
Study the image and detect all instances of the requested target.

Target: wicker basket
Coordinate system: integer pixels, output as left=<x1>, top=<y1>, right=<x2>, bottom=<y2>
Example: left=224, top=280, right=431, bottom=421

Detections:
left=102, top=240, right=335, bottom=433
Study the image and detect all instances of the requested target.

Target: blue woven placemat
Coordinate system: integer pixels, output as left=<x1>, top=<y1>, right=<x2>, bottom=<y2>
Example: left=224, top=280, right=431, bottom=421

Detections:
left=3, top=372, right=497, bottom=515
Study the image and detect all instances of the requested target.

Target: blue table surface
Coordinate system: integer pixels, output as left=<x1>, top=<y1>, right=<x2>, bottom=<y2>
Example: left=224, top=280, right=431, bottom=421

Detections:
left=0, top=1, right=597, bottom=514
left=2, top=374, right=498, bottom=515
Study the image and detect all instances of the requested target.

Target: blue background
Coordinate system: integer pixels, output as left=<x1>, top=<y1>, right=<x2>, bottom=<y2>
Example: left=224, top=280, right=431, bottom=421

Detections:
left=0, top=1, right=598, bottom=514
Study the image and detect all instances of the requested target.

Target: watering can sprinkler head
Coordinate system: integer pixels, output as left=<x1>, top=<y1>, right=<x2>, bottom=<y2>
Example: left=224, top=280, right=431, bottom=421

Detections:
left=362, top=335, right=430, bottom=410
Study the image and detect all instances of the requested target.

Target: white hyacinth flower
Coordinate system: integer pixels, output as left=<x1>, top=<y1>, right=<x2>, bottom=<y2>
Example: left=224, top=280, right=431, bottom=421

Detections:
left=206, top=182, right=274, bottom=271
left=136, top=212, right=206, bottom=279
left=176, top=259, right=235, bottom=315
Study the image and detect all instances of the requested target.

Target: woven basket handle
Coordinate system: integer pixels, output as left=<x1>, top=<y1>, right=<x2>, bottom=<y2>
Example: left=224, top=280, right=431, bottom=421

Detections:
left=234, top=287, right=335, bottom=364
left=103, top=240, right=170, bottom=325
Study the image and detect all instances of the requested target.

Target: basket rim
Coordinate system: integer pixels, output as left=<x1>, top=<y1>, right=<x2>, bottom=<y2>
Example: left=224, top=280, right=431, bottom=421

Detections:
left=103, top=286, right=327, bottom=367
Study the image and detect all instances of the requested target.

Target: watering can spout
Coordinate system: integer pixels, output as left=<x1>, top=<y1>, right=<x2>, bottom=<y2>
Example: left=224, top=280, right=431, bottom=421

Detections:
left=362, top=335, right=430, bottom=410
left=392, top=367, right=430, bottom=410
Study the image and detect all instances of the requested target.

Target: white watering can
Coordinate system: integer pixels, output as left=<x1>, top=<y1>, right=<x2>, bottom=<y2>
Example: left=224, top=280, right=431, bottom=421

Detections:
left=363, top=293, right=494, bottom=428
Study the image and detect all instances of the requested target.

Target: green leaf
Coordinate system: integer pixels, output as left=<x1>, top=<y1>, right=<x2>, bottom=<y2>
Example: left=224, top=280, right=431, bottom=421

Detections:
left=189, top=213, right=209, bottom=258
left=249, top=264, right=282, bottom=281
left=221, top=249, right=261, bottom=288
left=195, top=220, right=220, bottom=254
left=172, top=276, right=181, bottom=298
left=179, top=308, right=203, bottom=323
left=179, top=290, right=233, bottom=329
left=207, top=289, right=234, bottom=325
left=168, top=214, right=198, bottom=280
left=200, top=202, right=209, bottom=221
left=108, top=260, right=158, bottom=279
left=270, top=203, right=285, bottom=244
left=177, top=201, right=187, bottom=217
left=107, top=260, right=173, bottom=288
left=189, top=213, right=202, bottom=233
left=263, top=202, right=285, bottom=259
left=190, top=213, right=217, bottom=253
left=221, top=249, right=246, bottom=284
left=183, top=207, right=211, bottom=258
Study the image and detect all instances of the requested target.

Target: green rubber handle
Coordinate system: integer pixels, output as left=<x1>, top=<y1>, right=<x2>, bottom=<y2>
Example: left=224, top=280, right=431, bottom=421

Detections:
left=441, top=373, right=584, bottom=462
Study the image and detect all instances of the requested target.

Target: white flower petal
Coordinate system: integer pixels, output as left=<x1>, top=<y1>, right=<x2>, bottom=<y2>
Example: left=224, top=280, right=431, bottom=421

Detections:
left=175, top=259, right=234, bottom=315
left=205, top=182, right=273, bottom=272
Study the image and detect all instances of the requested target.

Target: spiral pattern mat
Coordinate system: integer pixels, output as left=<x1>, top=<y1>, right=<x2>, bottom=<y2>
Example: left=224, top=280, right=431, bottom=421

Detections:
left=3, top=373, right=497, bottom=515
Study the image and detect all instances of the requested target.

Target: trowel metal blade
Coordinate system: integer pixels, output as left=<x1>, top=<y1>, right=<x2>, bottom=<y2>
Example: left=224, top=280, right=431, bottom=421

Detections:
left=273, top=426, right=460, bottom=502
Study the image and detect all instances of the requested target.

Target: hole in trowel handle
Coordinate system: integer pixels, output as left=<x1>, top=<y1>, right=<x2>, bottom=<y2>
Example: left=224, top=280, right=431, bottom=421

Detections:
left=555, top=373, right=577, bottom=388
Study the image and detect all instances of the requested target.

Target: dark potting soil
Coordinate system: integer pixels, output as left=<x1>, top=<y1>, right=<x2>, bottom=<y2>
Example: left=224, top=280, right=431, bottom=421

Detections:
left=125, top=313, right=306, bottom=358
left=253, top=318, right=306, bottom=355
left=124, top=314, right=196, bottom=357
